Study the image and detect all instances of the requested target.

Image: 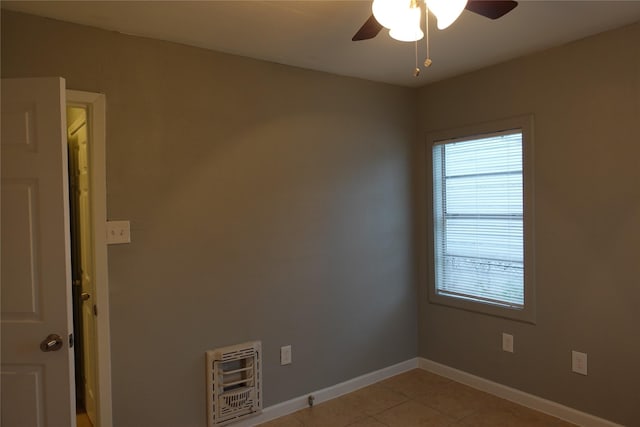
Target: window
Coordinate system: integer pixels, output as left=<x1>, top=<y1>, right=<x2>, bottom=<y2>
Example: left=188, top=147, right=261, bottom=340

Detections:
left=428, top=116, right=535, bottom=322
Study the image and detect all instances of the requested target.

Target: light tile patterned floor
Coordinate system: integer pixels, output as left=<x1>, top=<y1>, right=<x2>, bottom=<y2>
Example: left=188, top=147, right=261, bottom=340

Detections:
left=257, top=369, right=575, bottom=427
left=76, top=412, right=93, bottom=427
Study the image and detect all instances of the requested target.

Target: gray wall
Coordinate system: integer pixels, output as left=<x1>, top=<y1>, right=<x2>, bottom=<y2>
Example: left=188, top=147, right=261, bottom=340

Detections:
left=416, top=22, right=640, bottom=426
left=1, top=11, right=418, bottom=427
left=3, top=7, right=640, bottom=427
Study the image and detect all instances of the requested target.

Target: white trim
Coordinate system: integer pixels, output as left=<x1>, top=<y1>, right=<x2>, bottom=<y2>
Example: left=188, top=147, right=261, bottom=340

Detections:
left=229, top=357, right=620, bottom=427
left=418, top=358, right=621, bottom=427
left=67, top=90, right=113, bottom=427
left=426, top=114, right=537, bottom=324
left=233, top=358, right=419, bottom=426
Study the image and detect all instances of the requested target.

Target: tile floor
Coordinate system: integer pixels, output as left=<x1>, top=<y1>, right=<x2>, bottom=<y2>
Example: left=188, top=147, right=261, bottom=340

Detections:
left=257, top=369, right=575, bottom=427
left=76, top=411, right=93, bottom=427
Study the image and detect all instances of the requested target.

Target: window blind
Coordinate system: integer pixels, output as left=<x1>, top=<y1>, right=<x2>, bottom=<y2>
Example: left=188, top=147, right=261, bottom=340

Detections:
left=433, top=131, right=524, bottom=308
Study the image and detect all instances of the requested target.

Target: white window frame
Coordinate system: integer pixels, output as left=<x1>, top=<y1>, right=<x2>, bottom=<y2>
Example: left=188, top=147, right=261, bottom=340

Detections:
left=427, top=115, right=536, bottom=323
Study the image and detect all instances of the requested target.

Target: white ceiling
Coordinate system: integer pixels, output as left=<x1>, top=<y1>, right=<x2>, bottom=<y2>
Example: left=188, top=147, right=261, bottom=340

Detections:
left=3, top=1, right=640, bottom=87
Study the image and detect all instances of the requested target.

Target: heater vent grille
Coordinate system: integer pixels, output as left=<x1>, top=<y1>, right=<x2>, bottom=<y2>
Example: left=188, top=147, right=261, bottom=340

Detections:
left=206, top=341, right=262, bottom=427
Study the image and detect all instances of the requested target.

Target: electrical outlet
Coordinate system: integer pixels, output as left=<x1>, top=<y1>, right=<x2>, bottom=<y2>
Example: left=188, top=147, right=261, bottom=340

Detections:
left=572, top=351, right=588, bottom=375
left=502, top=333, right=514, bottom=353
left=280, top=345, right=292, bottom=365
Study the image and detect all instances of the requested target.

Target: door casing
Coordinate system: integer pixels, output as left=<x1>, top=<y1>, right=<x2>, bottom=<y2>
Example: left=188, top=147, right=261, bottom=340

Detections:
left=67, top=89, right=113, bottom=427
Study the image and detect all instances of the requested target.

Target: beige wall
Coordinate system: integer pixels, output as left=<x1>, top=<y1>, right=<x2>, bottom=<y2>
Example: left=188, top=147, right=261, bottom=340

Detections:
left=416, top=22, right=640, bottom=426
left=1, top=10, right=418, bottom=427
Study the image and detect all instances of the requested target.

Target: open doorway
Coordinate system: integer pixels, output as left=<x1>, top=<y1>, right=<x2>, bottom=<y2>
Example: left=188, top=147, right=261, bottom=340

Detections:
left=65, top=90, right=112, bottom=427
left=1, top=80, right=111, bottom=426
left=67, top=105, right=98, bottom=427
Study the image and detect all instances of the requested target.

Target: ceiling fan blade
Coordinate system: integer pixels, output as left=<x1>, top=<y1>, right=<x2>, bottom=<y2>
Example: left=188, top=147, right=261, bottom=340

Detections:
left=465, top=0, right=518, bottom=20
left=352, top=15, right=383, bottom=41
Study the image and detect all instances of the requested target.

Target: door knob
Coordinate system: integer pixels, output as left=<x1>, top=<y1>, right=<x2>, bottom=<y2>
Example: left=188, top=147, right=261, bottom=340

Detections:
left=40, top=334, right=63, bottom=352
left=81, top=292, right=91, bottom=301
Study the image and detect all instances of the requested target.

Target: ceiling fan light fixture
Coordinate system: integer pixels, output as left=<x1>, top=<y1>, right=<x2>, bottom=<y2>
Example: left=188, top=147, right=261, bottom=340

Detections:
left=390, top=25, right=424, bottom=42
left=372, top=0, right=412, bottom=30
left=427, top=0, right=468, bottom=30
left=389, top=5, right=424, bottom=42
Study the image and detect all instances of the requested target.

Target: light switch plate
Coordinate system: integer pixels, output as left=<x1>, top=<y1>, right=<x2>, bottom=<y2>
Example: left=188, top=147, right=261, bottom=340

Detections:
left=106, top=220, right=131, bottom=244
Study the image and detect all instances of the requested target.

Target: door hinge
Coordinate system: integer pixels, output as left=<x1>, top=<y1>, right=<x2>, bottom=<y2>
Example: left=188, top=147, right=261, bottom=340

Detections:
left=69, top=333, right=74, bottom=348
left=93, top=304, right=98, bottom=316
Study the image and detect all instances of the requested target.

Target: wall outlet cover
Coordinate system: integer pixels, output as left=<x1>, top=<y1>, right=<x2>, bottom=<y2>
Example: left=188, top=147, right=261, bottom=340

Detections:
left=280, top=345, right=292, bottom=365
left=572, top=350, right=588, bottom=375
left=502, top=333, right=514, bottom=353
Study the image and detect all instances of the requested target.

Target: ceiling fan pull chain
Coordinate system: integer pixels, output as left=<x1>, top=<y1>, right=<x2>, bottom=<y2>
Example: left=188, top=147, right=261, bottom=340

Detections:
left=414, top=39, right=420, bottom=76
left=424, top=3, right=433, bottom=68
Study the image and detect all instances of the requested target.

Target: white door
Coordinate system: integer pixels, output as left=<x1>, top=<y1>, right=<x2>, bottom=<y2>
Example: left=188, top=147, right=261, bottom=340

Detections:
left=68, top=114, right=98, bottom=423
left=1, top=78, right=76, bottom=427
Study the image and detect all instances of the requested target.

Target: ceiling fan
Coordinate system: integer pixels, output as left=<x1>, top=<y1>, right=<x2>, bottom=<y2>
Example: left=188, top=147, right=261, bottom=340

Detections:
left=353, top=0, right=518, bottom=42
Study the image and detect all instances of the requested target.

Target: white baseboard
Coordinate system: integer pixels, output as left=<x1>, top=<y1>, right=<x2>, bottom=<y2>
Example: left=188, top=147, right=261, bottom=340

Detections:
left=418, top=358, right=621, bottom=427
left=233, top=358, right=419, bottom=426
left=232, top=357, right=620, bottom=427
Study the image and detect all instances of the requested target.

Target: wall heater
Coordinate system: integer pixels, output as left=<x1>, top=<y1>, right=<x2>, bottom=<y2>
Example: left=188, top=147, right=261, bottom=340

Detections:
left=206, top=341, right=262, bottom=427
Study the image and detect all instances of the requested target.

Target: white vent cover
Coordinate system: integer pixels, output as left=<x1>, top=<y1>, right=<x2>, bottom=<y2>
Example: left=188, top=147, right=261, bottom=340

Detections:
left=206, top=341, right=262, bottom=427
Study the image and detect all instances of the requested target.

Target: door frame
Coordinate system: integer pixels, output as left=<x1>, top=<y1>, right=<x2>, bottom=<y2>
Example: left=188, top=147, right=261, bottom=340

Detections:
left=67, top=89, right=113, bottom=427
